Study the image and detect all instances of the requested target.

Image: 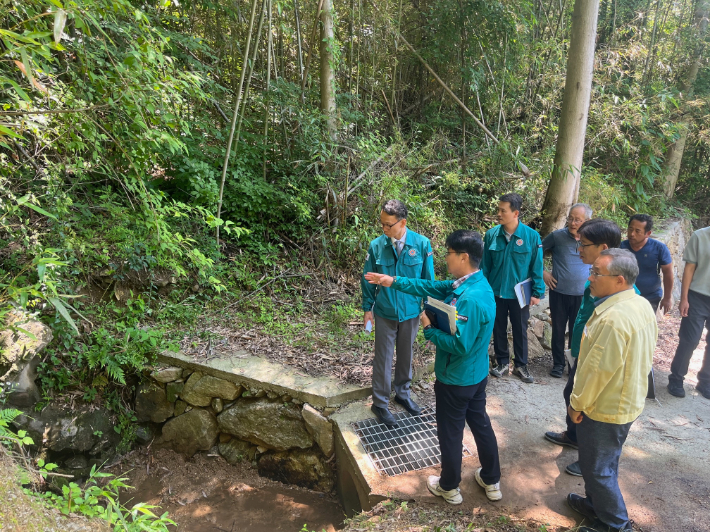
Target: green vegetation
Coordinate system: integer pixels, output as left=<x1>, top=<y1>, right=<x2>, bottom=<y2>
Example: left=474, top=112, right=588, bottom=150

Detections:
left=1, top=0, right=709, bottom=522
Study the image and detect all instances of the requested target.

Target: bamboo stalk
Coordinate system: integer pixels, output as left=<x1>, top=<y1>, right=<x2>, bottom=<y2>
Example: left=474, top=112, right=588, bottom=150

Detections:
left=294, top=0, right=305, bottom=80
left=263, top=0, right=273, bottom=180
left=367, top=0, right=530, bottom=176
left=300, top=0, right=326, bottom=100
left=215, top=0, right=260, bottom=242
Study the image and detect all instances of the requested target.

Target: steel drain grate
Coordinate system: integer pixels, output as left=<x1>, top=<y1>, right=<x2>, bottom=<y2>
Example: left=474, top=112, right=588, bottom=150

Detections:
left=352, top=406, right=471, bottom=476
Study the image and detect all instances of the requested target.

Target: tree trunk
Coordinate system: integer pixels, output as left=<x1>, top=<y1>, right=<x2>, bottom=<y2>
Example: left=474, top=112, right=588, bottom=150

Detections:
left=662, top=0, right=710, bottom=198
left=320, top=0, right=337, bottom=141
left=540, top=0, right=600, bottom=236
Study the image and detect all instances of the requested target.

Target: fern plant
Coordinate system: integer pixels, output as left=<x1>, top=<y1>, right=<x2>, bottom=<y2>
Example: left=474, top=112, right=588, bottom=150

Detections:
left=0, top=408, right=34, bottom=447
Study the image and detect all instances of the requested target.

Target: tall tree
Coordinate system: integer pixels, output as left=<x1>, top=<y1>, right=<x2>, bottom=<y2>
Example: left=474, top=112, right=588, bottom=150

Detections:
left=320, top=0, right=338, bottom=140
left=540, top=0, right=600, bottom=236
left=662, top=0, right=710, bottom=198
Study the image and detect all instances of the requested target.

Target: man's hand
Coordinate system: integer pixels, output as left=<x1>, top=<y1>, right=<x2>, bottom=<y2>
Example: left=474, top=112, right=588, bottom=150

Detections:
left=679, top=298, right=690, bottom=317
left=364, top=272, right=394, bottom=287
left=659, top=296, right=672, bottom=315
left=420, top=311, right=431, bottom=328
left=364, top=311, right=374, bottom=329
left=568, top=405, right=583, bottom=424
left=530, top=297, right=541, bottom=306
left=543, top=271, right=557, bottom=290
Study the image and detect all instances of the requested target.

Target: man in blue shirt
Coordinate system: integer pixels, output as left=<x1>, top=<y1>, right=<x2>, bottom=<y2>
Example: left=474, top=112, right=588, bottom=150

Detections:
left=361, top=200, right=435, bottom=427
left=365, top=230, right=502, bottom=505
left=482, top=193, right=545, bottom=384
left=542, top=203, right=593, bottom=378
left=620, top=214, right=673, bottom=314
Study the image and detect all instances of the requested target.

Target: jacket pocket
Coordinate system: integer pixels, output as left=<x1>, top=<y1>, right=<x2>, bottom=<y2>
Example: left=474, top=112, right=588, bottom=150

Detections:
left=376, top=257, right=396, bottom=275
left=511, top=243, right=531, bottom=269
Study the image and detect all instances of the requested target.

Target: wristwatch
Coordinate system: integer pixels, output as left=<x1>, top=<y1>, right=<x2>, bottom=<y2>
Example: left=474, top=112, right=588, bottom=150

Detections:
left=423, top=325, right=433, bottom=331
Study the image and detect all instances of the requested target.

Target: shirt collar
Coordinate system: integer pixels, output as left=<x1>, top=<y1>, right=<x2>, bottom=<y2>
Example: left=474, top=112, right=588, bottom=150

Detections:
left=593, top=288, right=637, bottom=311
left=453, top=270, right=482, bottom=291
left=391, top=228, right=407, bottom=247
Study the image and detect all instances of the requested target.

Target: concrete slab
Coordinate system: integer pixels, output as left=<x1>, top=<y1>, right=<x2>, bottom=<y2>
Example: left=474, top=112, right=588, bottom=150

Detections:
left=331, top=394, right=478, bottom=516
left=157, top=350, right=371, bottom=408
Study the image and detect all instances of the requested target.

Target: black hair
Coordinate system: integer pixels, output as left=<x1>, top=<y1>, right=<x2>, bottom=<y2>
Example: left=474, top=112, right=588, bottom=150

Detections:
left=499, top=193, right=523, bottom=214
left=578, top=218, right=622, bottom=248
left=628, top=213, right=653, bottom=232
left=445, top=230, right=484, bottom=267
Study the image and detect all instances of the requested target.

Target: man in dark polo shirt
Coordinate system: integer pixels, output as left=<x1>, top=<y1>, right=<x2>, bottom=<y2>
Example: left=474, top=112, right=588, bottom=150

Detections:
left=620, top=214, right=673, bottom=314
left=542, top=203, right=593, bottom=378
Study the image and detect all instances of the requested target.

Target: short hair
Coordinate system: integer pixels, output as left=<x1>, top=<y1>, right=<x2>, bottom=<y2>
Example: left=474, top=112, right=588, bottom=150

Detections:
left=599, top=249, right=639, bottom=286
left=499, top=193, right=523, bottom=214
left=382, top=200, right=407, bottom=220
left=445, top=230, right=484, bottom=268
left=578, top=219, right=622, bottom=248
left=569, top=203, right=593, bottom=219
left=628, top=213, right=653, bottom=232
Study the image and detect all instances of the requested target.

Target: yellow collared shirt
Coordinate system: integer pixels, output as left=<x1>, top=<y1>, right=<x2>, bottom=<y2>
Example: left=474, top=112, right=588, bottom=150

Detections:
left=570, top=289, right=658, bottom=424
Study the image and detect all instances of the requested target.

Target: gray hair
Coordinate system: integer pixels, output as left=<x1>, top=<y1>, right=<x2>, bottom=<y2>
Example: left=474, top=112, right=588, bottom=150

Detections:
left=570, top=203, right=593, bottom=219
left=382, top=199, right=408, bottom=220
left=600, top=249, right=639, bottom=286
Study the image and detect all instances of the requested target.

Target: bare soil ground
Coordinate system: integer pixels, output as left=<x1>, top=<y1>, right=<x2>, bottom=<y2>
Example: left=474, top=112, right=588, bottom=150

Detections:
left=113, top=448, right=346, bottom=532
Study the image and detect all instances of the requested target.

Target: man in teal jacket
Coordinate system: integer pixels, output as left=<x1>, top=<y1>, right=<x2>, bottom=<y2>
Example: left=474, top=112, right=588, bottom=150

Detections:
left=482, top=193, right=545, bottom=384
left=361, top=200, right=435, bottom=427
left=365, top=230, right=502, bottom=505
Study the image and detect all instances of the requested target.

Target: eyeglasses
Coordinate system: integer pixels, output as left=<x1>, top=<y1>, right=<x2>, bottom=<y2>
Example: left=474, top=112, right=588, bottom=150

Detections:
left=576, top=241, right=598, bottom=250
left=379, top=219, right=404, bottom=229
left=589, top=271, right=619, bottom=278
left=567, top=217, right=586, bottom=224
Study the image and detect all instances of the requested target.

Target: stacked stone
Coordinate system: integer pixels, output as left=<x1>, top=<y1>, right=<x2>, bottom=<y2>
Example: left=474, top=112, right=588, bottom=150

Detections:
left=138, top=366, right=336, bottom=491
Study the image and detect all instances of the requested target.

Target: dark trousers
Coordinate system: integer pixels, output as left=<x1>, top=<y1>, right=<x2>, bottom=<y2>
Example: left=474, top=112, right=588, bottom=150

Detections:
left=670, top=289, right=710, bottom=388
left=435, top=378, right=501, bottom=491
left=644, top=296, right=661, bottom=313
left=493, top=297, right=530, bottom=367
left=549, top=290, right=582, bottom=370
left=578, top=416, right=634, bottom=530
left=563, top=358, right=578, bottom=443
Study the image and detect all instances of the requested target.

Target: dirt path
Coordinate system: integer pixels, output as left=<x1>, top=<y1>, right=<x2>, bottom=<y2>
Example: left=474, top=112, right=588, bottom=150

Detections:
left=114, top=449, right=344, bottom=532
left=406, top=309, right=710, bottom=532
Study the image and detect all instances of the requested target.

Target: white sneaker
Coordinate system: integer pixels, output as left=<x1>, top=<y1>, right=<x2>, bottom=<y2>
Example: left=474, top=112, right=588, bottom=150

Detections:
left=426, top=475, right=463, bottom=505
left=474, top=468, right=502, bottom=501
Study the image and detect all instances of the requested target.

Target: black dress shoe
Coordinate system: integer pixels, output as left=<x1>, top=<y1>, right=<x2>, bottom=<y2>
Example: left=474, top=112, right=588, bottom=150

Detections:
left=667, top=381, right=686, bottom=398
left=577, top=520, right=632, bottom=532
left=550, top=366, right=564, bottom=378
left=544, top=431, right=579, bottom=449
left=371, top=405, right=398, bottom=428
left=566, top=493, right=597, bottom=522
left=394, top=396, right=421, bottom=415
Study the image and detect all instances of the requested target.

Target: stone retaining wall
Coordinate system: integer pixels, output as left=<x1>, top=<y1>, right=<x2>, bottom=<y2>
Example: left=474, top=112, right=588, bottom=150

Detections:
left=138, top=366, right=337, bottom=492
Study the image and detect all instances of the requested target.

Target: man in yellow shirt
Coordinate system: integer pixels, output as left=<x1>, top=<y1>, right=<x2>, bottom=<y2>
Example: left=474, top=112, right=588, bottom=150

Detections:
left=567, top=249, right=658, bottom=532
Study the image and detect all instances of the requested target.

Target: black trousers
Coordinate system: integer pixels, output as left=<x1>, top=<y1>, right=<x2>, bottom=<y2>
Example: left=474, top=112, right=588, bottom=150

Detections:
left=549, top=290, right=582, bottom=370
left=562, top=358, right=578, bottom=443
left=435, top=378, right=501, bottom=491
left=493, top=297, right=530, bottom=367
left=670, top=290, right=710, bottom=388
left=644, top=296, right=661, bottom=313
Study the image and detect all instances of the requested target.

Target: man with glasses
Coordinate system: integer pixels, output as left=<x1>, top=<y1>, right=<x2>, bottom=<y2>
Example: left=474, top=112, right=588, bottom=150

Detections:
left=542, top=204, right=593, bottom=378
left=566, top=249, right=657, bottom=532
left=365, top=230, right=502, bottom=505
left=361, top=200, right=435, bottom=427
left=483, top=193, right=545, bottom=384
left=544, top=219, right=640, bottom=478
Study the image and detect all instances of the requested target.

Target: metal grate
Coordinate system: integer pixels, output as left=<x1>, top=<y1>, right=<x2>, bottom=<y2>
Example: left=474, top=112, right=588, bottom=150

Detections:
left=352, top=406, right=471, bottom=477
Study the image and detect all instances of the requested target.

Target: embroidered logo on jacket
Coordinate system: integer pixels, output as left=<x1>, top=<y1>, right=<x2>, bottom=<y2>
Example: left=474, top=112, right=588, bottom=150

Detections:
left=516, top=239, right=524, bottom=246
left=409, top=249, right=417, bottom=257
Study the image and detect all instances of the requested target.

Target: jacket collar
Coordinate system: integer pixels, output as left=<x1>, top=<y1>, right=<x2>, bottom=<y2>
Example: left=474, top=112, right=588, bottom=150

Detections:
left=593, top=288, right=638, bottom=317
left=453, top=270, right=483, bottom=295
left=493, top=223, right=524, bottom=240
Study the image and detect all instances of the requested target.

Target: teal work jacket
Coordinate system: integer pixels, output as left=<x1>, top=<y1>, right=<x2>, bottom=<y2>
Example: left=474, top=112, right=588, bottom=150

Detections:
left=481, top=222, right=545, bottom=300
left=570, top=281, right=641, bottom=358
left=391, top=272, right=495, bottom=386
left=361, top=229, right=435, bottom=321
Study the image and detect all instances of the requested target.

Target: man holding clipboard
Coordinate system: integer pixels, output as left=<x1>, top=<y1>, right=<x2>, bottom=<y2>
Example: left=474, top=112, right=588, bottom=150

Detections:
left=482, top=193, right=545, bottom=383
left=365, top=230, right=502, bottom=505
